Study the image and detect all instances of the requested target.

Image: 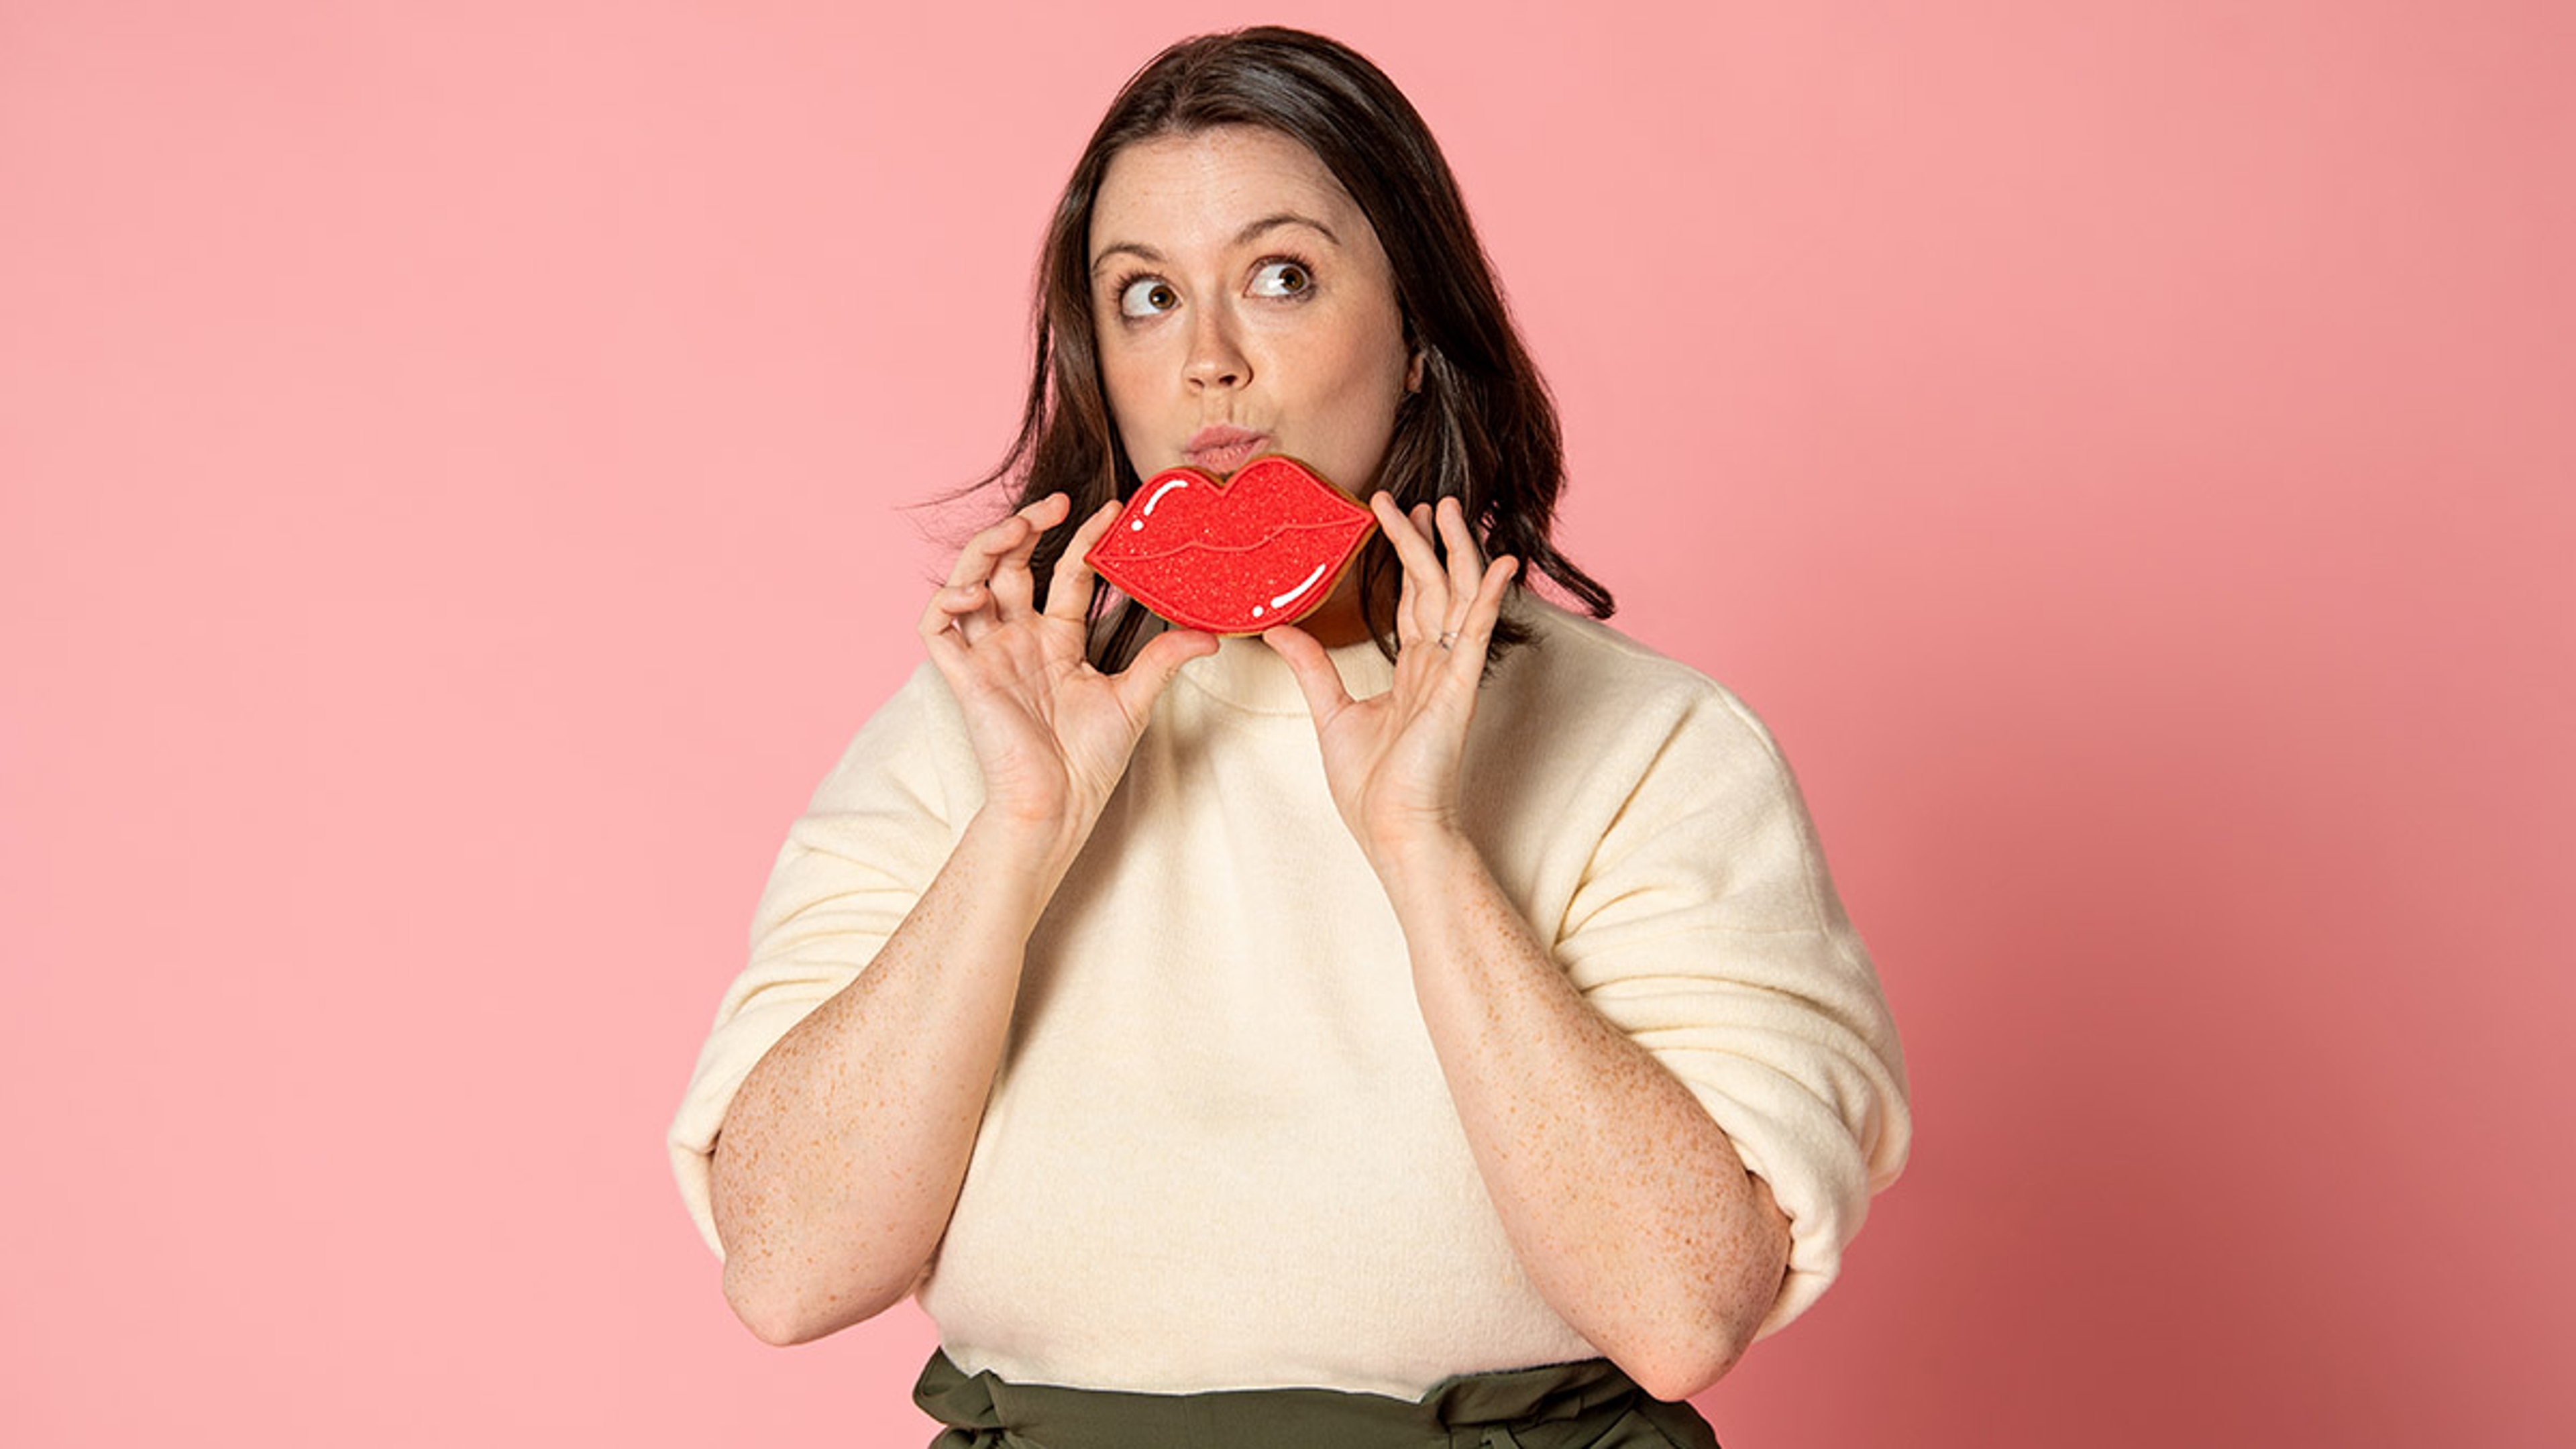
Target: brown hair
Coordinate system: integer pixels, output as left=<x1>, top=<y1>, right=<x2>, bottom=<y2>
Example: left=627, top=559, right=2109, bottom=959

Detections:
left=950, top=25, right=1614, bottom=672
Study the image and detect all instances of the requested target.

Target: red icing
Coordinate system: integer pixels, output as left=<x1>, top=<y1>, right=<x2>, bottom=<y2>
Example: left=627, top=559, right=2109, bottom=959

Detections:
left=1085, top=454, right=1377, bottom=635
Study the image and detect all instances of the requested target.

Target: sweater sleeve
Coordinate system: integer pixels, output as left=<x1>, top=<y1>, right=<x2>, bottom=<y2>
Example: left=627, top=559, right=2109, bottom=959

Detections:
left=1550, top=683, right=1912, bottom=1342
left=664, top=661, right=979, bottom=1261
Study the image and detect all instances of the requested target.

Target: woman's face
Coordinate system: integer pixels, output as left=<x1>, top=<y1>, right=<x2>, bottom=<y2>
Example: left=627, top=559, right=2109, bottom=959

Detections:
left=1087, top=125, right=1418, bottom=497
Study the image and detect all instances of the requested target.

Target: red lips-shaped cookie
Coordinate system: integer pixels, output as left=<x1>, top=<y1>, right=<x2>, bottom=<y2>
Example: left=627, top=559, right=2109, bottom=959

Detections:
left=1085, top=453, right=1376, bottom=635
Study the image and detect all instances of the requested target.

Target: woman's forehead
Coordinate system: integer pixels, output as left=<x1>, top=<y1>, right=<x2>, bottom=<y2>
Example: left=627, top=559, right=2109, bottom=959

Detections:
left=1089, top=126, right=1366, bottom=256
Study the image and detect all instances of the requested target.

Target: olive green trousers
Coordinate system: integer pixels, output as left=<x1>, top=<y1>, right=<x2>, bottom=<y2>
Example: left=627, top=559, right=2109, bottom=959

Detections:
left=914, top=1348, right=1722, bottom=1448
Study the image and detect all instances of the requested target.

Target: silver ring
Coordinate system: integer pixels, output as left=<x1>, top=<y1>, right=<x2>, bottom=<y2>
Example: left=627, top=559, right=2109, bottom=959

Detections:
left=1436, top=631, right=1457, bottom=651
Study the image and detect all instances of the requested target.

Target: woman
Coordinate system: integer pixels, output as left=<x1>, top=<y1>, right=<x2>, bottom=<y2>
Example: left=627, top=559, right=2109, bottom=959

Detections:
left=669, top=27, right=1911, bottom=1446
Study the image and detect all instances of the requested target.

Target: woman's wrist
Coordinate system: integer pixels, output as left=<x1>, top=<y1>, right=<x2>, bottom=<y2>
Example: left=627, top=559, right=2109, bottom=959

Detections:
left=1365, top=818, right=1478, bottom=901
left=960, top=803, right=1095, bottom=903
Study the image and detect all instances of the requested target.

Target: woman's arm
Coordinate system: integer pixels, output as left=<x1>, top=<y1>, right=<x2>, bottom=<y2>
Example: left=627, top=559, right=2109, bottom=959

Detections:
left=1371, top=827, right=1790, bottom=1400
left=709, top=808, right=1081, bottom=1345
left=708, top=491, right=1214, bottom=1346
left=1264, top=494, right=1792, bottom=1399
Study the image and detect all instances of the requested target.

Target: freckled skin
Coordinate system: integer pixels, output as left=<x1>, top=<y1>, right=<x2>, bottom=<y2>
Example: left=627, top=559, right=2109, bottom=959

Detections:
left=711, top=804, right=1089, bottom=1347
left=1266, top=498, right=1794, bottom=1400
left=1377, top=828, right=1792, bottom=1398
left=712, top=484, right=1218, bottom=1348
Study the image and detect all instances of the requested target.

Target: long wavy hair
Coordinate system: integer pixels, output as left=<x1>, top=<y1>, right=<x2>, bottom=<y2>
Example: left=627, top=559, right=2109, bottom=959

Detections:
left=945, top=25, right=1614, bottom=672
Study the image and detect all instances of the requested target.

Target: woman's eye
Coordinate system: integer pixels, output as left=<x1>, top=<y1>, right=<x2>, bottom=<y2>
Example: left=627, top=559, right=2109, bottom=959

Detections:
left=1119, top=278, right=1180, bottom=319
left=1250, top=260, right=1312, bottom=298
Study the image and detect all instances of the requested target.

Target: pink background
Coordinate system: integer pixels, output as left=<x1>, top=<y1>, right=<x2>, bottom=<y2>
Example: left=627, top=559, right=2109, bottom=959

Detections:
left=4, top=2, right=2568, bottom=1444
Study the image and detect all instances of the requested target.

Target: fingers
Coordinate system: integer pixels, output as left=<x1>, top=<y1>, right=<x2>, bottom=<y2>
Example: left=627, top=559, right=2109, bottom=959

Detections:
left=918, top=600, right=976, bottom=686
left=1260, top=624, right=1353, bottom=723
left=1044, top=496, right=1124, bottom=623
left=1372, top=494, right=1506, bottom=656
left=1371, top=493, right=1446, bottom=645
left=1406, top=502, right=1442, bottom=644
left=944, top=494, right=1056, bottom=590
left=917, top=580, right=988, bottom=633
left=986, top=492, right=1070, bottom=618
left=921, top=578, right=991, bottom=646
left=1116, top=625, right=1219, bottom=719
left=1432, top=496, right=1484, bottom=610
left=922, top=492, right=1073, bottom=647
left=1455, top=553, right=1521, bottom=658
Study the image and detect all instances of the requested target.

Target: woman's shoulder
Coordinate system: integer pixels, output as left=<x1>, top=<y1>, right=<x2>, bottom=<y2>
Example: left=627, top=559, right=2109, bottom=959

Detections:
left=1503, top=596, right=1767, bottom=731
left=798, top=657, right=985, bottom=820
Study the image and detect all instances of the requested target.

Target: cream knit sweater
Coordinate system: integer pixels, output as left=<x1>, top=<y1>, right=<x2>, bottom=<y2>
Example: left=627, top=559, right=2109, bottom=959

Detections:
left=668, top=595, right=1911, bottom=1398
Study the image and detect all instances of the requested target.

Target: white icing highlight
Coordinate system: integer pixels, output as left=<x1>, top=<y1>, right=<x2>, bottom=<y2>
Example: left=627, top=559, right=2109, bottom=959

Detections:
left=1142, top=477, right=1191, bottom=515
left=1270, top=562, right=1330, bottom=609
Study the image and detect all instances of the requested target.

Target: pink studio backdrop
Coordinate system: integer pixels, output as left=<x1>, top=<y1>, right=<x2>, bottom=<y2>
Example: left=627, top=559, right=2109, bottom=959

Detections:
left=3, top=2, right=2568, bottom=1445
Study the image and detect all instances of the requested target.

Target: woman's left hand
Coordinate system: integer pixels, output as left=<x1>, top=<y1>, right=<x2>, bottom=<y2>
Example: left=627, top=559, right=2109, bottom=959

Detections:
left=1263, top=492, right=1519, bottom=873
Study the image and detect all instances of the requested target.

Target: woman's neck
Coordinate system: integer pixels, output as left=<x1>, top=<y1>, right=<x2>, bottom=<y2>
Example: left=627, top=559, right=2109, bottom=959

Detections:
left=1285, top=572, right=1374, bottom=648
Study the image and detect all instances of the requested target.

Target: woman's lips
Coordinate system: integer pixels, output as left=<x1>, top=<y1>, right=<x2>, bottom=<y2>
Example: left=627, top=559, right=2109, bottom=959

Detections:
left=1183, top=426, right=1269, bottom=476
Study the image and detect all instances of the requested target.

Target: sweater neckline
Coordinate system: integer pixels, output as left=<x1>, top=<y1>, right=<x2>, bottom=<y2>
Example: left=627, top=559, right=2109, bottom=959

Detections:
left=1175, top=629, right=1399, bottom=716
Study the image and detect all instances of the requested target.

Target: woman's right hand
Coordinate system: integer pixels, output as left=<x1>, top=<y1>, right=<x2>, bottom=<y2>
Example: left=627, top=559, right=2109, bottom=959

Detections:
left=918, top=491, right=1218, bottom=839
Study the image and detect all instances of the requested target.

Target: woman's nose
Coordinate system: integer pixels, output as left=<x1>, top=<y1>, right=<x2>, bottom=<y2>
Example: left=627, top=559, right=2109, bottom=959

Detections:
left=1183, top=307, right=1250, bottom=390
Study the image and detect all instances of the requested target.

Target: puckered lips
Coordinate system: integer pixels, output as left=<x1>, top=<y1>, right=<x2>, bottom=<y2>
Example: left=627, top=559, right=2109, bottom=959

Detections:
left=1085, top=453, right=1377, bottom=635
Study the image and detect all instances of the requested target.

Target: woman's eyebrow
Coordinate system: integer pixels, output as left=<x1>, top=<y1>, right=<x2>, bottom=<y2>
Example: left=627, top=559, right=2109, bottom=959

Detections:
left=1090, top=241, right=1165, bottom=275
left=1234, top=211, right=1340, bottom=248
left=1089, top=213, right=1344, bottom=276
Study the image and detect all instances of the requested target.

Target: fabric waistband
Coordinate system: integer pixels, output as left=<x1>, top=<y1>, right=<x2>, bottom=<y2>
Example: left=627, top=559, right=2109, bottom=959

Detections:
left=912, top=1348, right=1721, bottom=1449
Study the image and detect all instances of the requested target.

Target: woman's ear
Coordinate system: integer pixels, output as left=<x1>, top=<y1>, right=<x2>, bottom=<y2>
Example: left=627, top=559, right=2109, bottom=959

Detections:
left=1405, top=348, right=1426, bottom=394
